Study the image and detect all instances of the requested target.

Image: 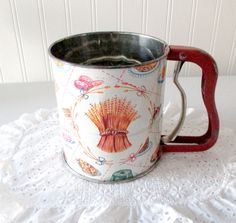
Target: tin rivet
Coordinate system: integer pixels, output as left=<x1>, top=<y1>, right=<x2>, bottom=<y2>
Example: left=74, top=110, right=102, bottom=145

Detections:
left=179, top=52, right=187, bottom=60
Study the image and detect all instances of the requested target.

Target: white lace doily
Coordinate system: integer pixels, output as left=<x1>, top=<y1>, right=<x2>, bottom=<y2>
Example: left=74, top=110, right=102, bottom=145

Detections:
left=0, top=104, right=236, bottom=223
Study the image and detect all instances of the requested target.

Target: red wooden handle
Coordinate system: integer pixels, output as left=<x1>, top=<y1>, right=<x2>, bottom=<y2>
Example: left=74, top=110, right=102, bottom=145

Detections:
left=161, top=45, right=220, bottom=152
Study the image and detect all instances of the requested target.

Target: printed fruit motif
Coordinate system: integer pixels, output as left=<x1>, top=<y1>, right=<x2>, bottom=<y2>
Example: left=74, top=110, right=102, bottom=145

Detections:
left=135, top=62, right=158, bottom=72
left=129, top=61, right=160, bottom=76
left=77, top=159, right=100, bottom=176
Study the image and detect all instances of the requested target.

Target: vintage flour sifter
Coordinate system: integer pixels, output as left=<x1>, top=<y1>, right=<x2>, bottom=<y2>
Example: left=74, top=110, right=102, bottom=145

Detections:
left=49, top=32, right=219, bottom=183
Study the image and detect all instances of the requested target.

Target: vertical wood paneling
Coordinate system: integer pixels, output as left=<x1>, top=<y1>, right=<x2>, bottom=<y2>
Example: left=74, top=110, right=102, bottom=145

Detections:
left=13, top=0, right=47, bottom=82
left=166, top=0, right=194, bottom=77
left=0, top=67, right=3, bottom=83
left=122, top=0, right=143, bottom=32
left=169, top=0, right=193, bottom=45
left=64, top=0, right=72, bottom=35
left=188, top=0, right=218, bottom=77
left=165, top=0, right=173, bottom=43
left=210, top=0, right=222, bottom=54
left=188, top=0, right=198, bottom=46
left=70, top=0, right=92, bottom=34
left=146, top=0, right=168, bottom=40
left=185, top=0, right=198, bottom=76
left=37, top=0, right=51, bottom=80
left=1, top=0, right=236, bottom=83
left=229, top=47, right=236, bottom=76
left=42, top=0, right=68, bottom=81
left=117, top=0, right=122, bottom=31
left=0, top=0, right=24, bottom=83
left=96, top=0, right=117, bottom=31
left=227, top=29, right=236, bottom=76
left=213, top=0, right=236, bottom=76
left=42, top=0, right=67, bottom=46
left=90, top=0, right=96, bottom=31
left=192, top=0, right=217, bottom=51
left=141, top=0, right=148, bottom=33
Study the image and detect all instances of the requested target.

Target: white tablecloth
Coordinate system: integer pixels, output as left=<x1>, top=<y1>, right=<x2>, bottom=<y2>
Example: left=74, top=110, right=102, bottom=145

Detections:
left=0, top=102, right=235, bottom=223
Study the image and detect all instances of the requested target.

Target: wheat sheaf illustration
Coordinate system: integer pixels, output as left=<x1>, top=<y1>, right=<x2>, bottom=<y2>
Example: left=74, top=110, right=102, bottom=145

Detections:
left=86, top=96, right=139, bottom=153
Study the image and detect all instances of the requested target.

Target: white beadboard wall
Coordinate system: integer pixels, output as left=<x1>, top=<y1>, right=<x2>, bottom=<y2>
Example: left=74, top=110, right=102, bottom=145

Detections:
left=0, top=0, right=236, bottom=83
